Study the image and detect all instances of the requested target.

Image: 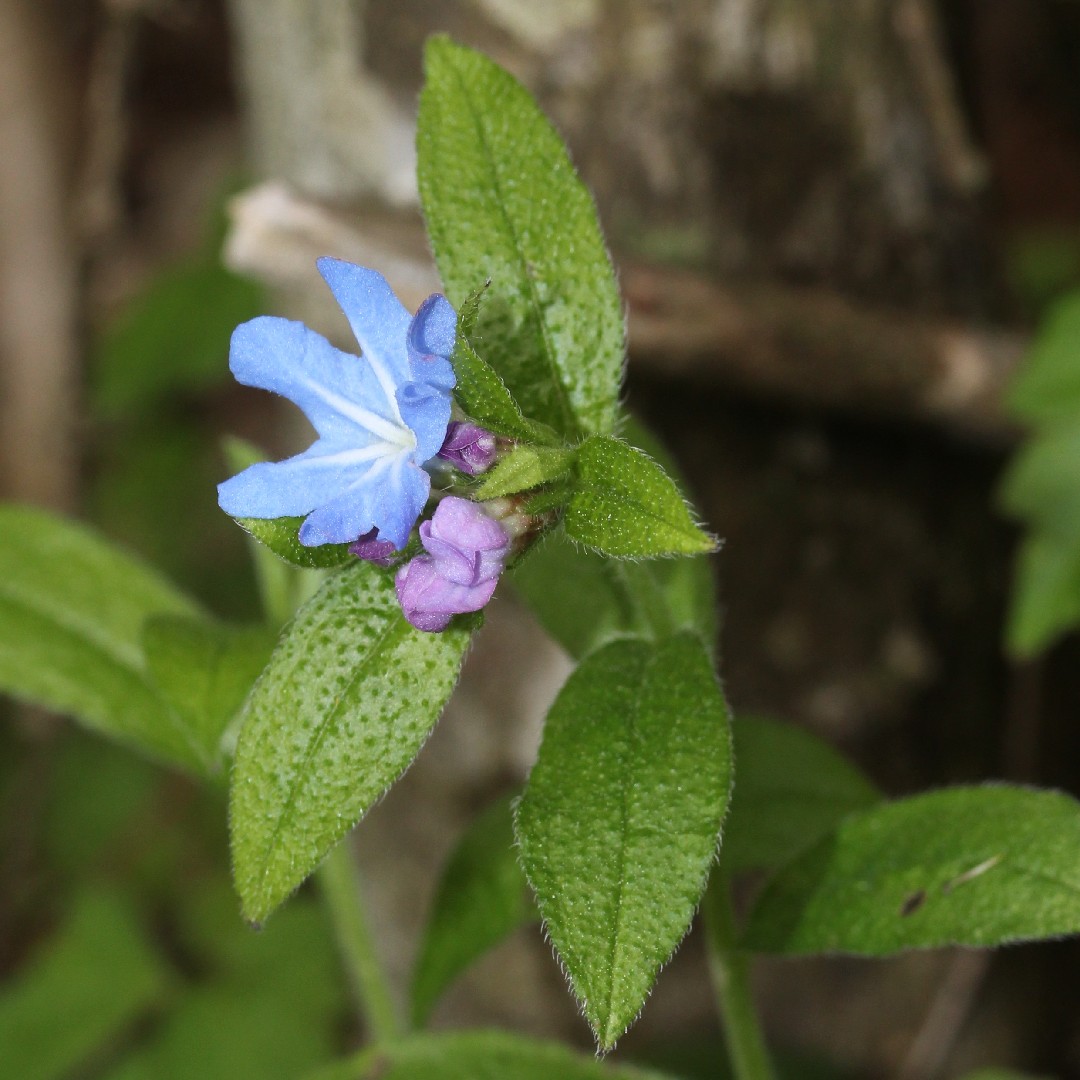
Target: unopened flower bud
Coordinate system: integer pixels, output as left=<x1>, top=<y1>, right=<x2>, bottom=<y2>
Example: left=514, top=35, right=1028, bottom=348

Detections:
left=437, top=421, right=498, bottom=475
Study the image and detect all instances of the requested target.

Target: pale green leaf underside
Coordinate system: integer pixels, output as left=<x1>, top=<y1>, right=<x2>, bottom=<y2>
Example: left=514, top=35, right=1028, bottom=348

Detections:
left=0, top=505, right=206, bottom=769
left=304, top=1030, right=678, bottom=1080
left=418, top=36, right=624, bottom=438
left=229, top=562, right=471, bottom=923
left=743, top=785, right=1080, bottom=955
left=723, top=716, right=881, bottom=873
left=410, top=795, right=536, bottom=1026
left=515, top=634, right=732, bottom=1049
left=565, top=437, right=716, bottom=558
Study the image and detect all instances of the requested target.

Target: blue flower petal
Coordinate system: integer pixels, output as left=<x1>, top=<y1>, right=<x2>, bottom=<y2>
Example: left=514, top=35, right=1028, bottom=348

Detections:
left=317, top=258, right=412, bottom=385
left=407, top=294, right=458, bottom=391
left=218, top=437, right=394, bottom=520
left=230, top=317, right=405, bottom=446
left=298, top=459, right=430, bottom=549
left=398, top=385, right=453, bottom=464
left=220, top=260, right=456, bottom=550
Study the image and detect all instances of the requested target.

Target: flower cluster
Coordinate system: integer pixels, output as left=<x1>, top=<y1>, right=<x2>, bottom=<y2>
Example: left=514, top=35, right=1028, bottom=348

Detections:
left=218, top=258, right=512, bottom=632
left=394, top=497, right=510, bottom=632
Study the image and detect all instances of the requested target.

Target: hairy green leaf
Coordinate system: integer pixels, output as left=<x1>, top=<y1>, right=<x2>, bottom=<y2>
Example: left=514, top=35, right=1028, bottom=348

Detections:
left=565, top=437, right=716, bottom=558
left=999, top=421, right=1080, bottom=539
left=229, top=562, right=471, bottom=923
left=0, top=887, right=170, bottom=1080
left=515, top=634, right=732, bottom=1048
left=743, top=785, right=1080, bottom=955
left=411, top=795, right=536, bottom=1026
left=304, top=1030, right=678, bottom=1080
left=999, top=287, right=1080, bottom=655
left=0, top=505, right=206, bottom=769
left=418, top=36, right=624, bottom=438
left=958, top=1071, right=1052, bottom=1080
left=723, top=717, right=880, bottom=873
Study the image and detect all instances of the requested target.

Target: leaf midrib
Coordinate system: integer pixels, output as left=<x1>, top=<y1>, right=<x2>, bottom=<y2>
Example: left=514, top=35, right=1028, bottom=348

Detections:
left=445, top=53, right=578, bottom=440
left=597, top=650, right=653, bottom=1045
left=246, top=599, right=409, bottom=909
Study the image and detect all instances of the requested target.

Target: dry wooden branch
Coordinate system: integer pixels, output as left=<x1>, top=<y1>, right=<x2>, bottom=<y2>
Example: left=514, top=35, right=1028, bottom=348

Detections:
left=225, top=183, right=1027, bottom=445
left=0, top=0, right=81, bottom=508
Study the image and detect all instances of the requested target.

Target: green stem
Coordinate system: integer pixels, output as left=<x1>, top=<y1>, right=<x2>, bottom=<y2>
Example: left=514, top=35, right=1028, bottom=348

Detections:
left=317, top=840, right=403, bottom=1044
left=702, top=869, right=776, bottom=1080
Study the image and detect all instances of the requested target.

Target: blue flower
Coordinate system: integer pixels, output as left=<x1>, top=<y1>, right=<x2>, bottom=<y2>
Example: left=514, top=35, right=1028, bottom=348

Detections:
left=218, top=258, right=457, bottom=549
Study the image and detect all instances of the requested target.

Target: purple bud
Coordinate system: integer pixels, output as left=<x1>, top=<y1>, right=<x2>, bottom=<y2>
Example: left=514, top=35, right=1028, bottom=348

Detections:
left=349, top=528, right=397, bottom=567
left=437, top=421, right=498, bottom=475
left=395, top=496, right=510, bottom=632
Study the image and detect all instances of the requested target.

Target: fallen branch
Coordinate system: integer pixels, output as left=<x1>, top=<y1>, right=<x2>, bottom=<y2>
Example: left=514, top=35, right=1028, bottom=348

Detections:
left=226, top=183, right=1027, bottom=444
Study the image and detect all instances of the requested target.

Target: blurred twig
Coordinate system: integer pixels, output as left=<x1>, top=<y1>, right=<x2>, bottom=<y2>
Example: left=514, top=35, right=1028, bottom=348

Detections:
left=898, top=950, right=992, bottom=1080
left=74, top=0, right=142, bottom=248
left=0, top=0, right=81, bottom=509
left=895, top=0, right=988, bottom=194
left=224, top=183, right=1027, bottom=445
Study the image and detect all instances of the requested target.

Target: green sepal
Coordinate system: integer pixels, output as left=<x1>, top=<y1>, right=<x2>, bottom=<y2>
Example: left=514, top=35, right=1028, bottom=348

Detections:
left=452, top=292, right=560, bottom=445
left=232, top=516, right=354, bottom=570
left=564, top=436, right=717, bottom=558
left=476, top=445, right=575, bottom=500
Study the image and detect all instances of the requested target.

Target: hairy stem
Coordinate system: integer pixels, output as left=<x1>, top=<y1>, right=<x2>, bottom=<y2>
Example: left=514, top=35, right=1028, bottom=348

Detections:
left=317, top=840, right=402, bottom=1044
left=702, top=869, right=776, bottom=1080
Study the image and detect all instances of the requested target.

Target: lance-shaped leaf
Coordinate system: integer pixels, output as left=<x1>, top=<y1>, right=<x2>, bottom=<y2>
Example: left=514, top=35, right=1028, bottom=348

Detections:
left=564, top=437, right=716, bottom=558
left=418, top=36, right=624, bottom=438
left=515, top=634, right=732, bottom=1049
left=743, top=785, right=1080, bottom=955
left=229, top=562, right=471, bottom=924
left=0, top=505, right=206, bottom=769
left=410, top=795, right=537, bottom=1026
